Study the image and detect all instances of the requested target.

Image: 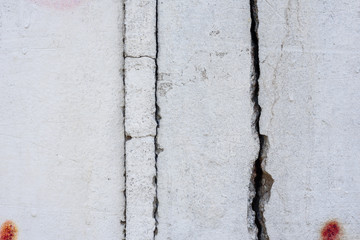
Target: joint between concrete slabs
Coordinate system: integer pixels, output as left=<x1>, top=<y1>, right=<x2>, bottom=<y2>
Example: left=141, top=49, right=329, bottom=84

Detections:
left=125, top=55, right=156, bottom=61
left=125, top=134, right=156, bottom=139
left=153, top=0, right=160, bottom=238
left=123, top=0, right=158, bottom=238
left=248, top=0, right=273, bottom=239
left=249, top=0, right=263, bottom=238
left=122, top=0, right=127, bottom=238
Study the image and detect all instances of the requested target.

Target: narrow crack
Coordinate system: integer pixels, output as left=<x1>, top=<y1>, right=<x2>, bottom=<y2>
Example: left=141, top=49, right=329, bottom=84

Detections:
left=121, top=1, right=127, bottom=239
left=125, top=55, right=156, bottom=60
left=125, top=134, right=156, bottom=139
left=249, top=0, right=274, bottom=240
left=153, top=0, right=160, bottom=238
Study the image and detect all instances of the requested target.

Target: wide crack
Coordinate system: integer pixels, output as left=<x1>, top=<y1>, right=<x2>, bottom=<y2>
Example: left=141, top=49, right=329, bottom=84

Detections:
left=249, top=0, right=274, bottom=239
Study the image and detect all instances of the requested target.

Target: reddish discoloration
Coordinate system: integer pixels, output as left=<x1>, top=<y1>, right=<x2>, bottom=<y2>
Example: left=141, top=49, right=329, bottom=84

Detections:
left=0, top=221, right=18, bottom=240
left=30, top=0, right=83, bottom=10
left=321, top=220, right=341, bottom=240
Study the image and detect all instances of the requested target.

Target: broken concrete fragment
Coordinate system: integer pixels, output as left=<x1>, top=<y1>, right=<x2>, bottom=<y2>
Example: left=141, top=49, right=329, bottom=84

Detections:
left=126, top=137, right=156, bottom=240
left=125, top=57, right=157, bottom=138
left=125, top=0, right=157, bottom=58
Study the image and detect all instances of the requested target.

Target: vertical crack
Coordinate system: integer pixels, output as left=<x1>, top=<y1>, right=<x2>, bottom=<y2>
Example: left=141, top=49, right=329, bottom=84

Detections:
left=153, top=0, right=160, bottom=238
left=121, top=0, right=127, bottom=238
left=249, top=0, right=274, bottom=240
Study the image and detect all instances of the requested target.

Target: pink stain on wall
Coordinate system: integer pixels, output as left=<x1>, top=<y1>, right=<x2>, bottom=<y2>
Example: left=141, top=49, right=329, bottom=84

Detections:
left=0, top=221, right=18, bottom=240
left=30, top=0, right=83, bottom=10
left=321, top=220, right=342, bottom=240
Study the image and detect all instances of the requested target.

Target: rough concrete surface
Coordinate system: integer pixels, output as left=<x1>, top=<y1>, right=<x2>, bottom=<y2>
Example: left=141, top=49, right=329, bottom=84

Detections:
left=124, top=0, right=156, bottom=58
left=126, top=137, right=156, bottom=240
left=258, top=0, right=360, bottom=239
left=125, top=57, right=157, bottom=138
left=1, top=0, right=360, bottom=239
left=124, top=55, right=157, bottom=240
left=156, top=0, right=259, bottom=239
left=123, top=0, right=157, bottom=238
left=0, top=1, right=125, bottom=239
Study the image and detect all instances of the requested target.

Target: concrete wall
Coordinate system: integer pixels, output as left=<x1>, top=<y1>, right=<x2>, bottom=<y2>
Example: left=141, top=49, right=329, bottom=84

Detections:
left=0, top=0, right=359, bottom=239
left=258, top=0, right=360, bottom=239
left=0, top=1, right=125, bottom=239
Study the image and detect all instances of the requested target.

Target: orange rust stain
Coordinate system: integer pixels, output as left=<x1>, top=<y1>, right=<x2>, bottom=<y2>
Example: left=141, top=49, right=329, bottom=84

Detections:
left=321, top=220, right=341, bottom=240
left=0, top=221, right=18, bottom=240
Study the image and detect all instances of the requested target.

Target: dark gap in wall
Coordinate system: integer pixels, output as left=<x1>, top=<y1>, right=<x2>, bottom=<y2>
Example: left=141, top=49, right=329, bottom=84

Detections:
left=153, top=0, right=160, bottom=239
left=249, top=0, right=273, bottom=239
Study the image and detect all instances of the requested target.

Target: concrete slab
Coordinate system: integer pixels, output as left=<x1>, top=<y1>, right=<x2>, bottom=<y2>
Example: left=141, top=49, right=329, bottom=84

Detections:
left=126, top=137, right=156, bottom=240
left=258, top=0, right=360, bottom=239
left=0, top=1, right=125, bottom=239
left=156, top=0, right=258, bottom=239
left=124, top=0, right=156, bottom=58
left=125, top=57, right=157, bottom=138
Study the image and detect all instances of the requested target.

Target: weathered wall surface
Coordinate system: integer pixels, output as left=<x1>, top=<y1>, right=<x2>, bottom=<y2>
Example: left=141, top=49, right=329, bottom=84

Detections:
left=1, top=0, right=359, bottom=239
left=123, top=0, right=157, bottom=239
left=258, top=0, right=360, bottom=239
left=0, top=1, right=125, bottom=239
left=156, top=0, right=258, bottom=239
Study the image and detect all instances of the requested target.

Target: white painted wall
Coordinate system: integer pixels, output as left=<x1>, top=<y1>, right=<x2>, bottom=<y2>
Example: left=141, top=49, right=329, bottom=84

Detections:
left=258, top=0, right=360, bottom=239
left=156, top=1, right=258, bottom=239
left=0, top=1, right=125, bottom=239
left=1, top=0, right=359, bottom=239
